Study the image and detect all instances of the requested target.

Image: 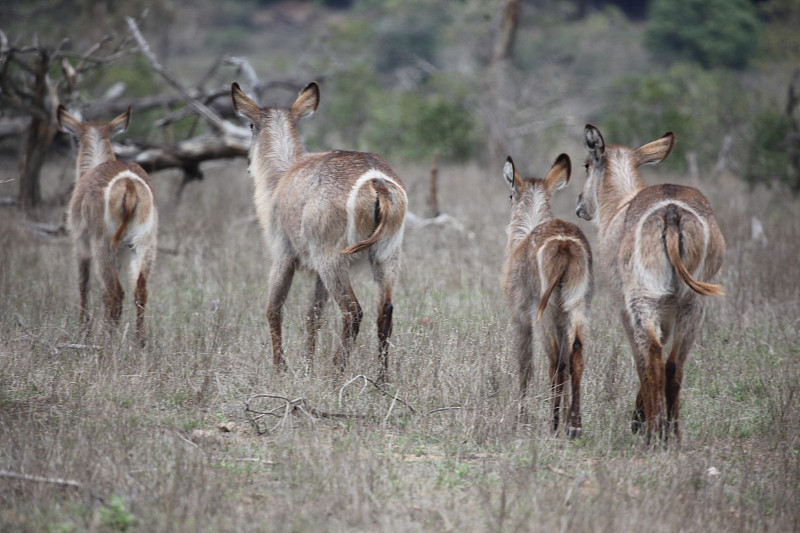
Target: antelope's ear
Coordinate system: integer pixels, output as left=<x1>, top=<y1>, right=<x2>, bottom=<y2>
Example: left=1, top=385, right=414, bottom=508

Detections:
left=231, top=82, right=261, bottom=123
left=109, top=107, right=131, bottom=137
left=57, top=105, right=82, bottom=135
left=633, top=131, right=675, bottom=167
left=545, top=153, right=571, bottom=193
left=503, top=156, right=523, bottom=197
left=291, top=82, right=320, bottom=120
left=584, top=124, right=605, bottom=163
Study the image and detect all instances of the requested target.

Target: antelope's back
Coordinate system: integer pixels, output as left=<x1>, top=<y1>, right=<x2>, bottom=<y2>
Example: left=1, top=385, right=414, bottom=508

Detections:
left=279, top=151, right=407, bottom=257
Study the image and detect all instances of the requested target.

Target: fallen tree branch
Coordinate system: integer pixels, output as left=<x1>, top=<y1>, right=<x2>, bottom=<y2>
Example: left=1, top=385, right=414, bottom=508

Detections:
left=0, top=469, right=82, bottom=489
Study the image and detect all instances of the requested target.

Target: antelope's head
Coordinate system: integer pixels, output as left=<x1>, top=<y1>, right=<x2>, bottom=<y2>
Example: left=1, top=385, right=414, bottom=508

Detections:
left=576, top=124, right=675, bottom=223
left=503, top=153, right=571, bottom=232
left=58, top=105, right=130, bottom=178
left=231, top=81, right=319, bottom=175
left=231, top=82, right=318, bottom=142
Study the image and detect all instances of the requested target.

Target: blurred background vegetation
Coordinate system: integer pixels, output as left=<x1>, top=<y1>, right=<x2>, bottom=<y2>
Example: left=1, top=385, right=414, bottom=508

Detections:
left=1, top=0, right=799, bottom=192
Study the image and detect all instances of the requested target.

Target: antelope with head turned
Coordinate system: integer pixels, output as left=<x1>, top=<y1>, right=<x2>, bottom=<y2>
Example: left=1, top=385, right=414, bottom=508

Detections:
left=576, top=124, right=725, bottom=445
left=231, top=82, right=407, bottom=380
left=502, top=154, right=593, bottom=438
left=58, top=106, right=158, bottom=345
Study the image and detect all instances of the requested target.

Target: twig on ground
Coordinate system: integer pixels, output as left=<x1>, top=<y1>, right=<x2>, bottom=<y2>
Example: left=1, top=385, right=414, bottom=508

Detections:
left=338, top=374, right=417, bottom=415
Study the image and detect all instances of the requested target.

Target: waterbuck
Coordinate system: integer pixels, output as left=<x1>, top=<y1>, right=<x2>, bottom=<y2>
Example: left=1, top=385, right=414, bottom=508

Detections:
left=231, top=82, right=407, bottom=380
left=58, top=106, right=158, bottom=345
left=576, top=124, right=725, bottom=444
left=502, top=154, right=593, bottom=437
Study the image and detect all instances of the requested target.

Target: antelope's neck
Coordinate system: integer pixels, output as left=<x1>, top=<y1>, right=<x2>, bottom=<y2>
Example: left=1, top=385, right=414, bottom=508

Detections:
left=507, top=190, right=552, bottom=249
left=250, top=113, right=304, bottom=189
left=597, top=150, right=643, bottom=230
left=76, top=129, right=116, bottom=179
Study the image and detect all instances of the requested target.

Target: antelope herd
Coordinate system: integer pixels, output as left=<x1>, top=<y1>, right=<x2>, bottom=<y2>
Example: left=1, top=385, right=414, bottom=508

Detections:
left=58, top=81, right=725, bottom=445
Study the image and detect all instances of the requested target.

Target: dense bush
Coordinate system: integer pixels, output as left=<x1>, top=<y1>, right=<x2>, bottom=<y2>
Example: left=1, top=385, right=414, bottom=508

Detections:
left=645, top=0, right=761, bottom=69
left=600, top=64, right=750, bottom=173
left=745, top=108, right=799, bottom=192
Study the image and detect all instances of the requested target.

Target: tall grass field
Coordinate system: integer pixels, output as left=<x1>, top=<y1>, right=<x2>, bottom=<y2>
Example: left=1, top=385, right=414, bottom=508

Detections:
left=1, top=154, right=798, bottom=532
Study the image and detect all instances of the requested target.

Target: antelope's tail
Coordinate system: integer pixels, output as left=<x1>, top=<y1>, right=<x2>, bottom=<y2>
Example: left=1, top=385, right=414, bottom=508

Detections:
left=664, top=206, right=724, bottom=296
left=110, top=179, right=139, bottom=250
left=537, top=242, right=571, bottom=321
left=340, top=179, right=393, bottom=255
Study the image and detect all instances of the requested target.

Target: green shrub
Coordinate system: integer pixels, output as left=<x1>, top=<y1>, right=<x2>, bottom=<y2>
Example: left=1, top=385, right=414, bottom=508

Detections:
left=600, top=63, right=751, bottom=173
left=745, top=108, right=798, bottom=192
left=645, top=0, right=761, bottom=69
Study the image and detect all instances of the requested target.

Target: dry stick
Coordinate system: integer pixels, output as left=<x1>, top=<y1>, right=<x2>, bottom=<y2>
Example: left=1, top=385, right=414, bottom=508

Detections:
left=339, top=374, right=418, bottom=415
left=0, top=469, right=81, bottom=489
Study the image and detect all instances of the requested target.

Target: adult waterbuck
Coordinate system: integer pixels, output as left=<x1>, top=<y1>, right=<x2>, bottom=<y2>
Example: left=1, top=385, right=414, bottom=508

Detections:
left=502, top=154, right=593, bottom=437
left=231, top=82, right=407, bottom=380
left=58, top=106, right=158, bottom=345
left=576, top=124, right=725, bottom=445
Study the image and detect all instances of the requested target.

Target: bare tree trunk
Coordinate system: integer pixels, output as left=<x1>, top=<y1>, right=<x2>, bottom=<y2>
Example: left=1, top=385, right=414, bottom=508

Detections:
left=483, top=0, right=520, bottom=162
left=786, top=61, right=800, bottom=192
left=490, top=0, right=520, bottom=67
left=17, top=49, right=59, bottom=210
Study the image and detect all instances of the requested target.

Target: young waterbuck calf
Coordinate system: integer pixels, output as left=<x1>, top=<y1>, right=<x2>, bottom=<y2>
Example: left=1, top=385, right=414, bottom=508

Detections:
left=502, top=154, right=593, bottom=437
left=231, top=82, right=407, bottom=380
left=58, top=106, right=158, bottom=345
left=576, top=124, right=725, bottom=445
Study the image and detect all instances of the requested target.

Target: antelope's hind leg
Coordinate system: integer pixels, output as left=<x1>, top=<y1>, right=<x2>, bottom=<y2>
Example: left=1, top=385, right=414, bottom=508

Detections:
left=665, top=301, right=705, bottom=443
left=549, top=335, right=567, bottom=434
left=77, top=244, right=92, bottom=338
left=567, top=332, right=585, bottom=439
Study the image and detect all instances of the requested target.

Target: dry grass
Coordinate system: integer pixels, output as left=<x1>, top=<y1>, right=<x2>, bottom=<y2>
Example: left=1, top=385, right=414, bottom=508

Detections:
left=1, top=156, right=799, bottom=532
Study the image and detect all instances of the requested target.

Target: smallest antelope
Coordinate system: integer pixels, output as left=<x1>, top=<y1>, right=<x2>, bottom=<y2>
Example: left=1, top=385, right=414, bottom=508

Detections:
left=502, top=154, right=593, bottom=437
left=58, top=106, right=157, bottom=345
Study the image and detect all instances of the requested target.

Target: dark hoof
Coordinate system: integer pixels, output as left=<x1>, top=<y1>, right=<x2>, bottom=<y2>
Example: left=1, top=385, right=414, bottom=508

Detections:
left=568, top=426, right=583, bottom=440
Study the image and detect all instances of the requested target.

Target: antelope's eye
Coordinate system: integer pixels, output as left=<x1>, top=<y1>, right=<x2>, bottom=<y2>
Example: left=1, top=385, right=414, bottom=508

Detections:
left=584, top=162, right=590, bottom=170
left=249, top=123, right=254, bottom=130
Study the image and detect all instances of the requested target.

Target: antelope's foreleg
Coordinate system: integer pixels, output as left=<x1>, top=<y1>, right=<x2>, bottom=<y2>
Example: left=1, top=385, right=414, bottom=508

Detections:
left=98, top=259, right=124, bottom=328
left=326, top=272, right=362, bottom=373
left=304, top=275, right=329, bottom=373
left=620, top=310, right=645, bottom=433
left=266, top=258, right=296, bottom=371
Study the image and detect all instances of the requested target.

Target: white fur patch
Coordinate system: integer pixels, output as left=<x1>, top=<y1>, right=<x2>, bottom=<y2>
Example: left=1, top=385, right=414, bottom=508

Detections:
left=104, top=171, right=155, bottom=243
left=346, top=169, right=405, bottom=249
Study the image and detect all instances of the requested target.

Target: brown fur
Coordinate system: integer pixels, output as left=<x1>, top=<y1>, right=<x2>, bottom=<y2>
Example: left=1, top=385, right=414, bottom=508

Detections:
left=502, top=155, right=594, bottom=437
left=231, top=82, right=407, bottom=380
left=58, top=106, right=157, bottom=346
left=576, top=124, right=726, bottom=445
